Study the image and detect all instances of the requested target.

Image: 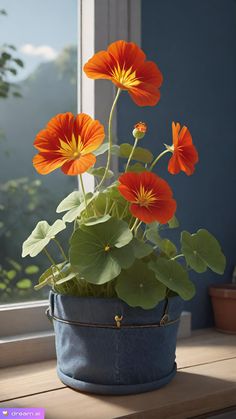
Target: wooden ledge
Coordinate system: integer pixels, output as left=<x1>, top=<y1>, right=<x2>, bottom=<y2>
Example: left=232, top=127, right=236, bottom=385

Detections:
left=0, top=329, right=236, bottom=419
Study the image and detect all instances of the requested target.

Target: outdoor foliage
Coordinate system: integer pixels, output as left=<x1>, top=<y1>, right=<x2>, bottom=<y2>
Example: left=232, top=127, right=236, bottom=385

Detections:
left=22, top=40, right=226, bottom=309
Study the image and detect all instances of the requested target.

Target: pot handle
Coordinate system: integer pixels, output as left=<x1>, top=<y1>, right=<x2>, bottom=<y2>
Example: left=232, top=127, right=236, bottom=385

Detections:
left=45, top=291, right=54, bottom=323
left=160, top=298, right=169, bottom=325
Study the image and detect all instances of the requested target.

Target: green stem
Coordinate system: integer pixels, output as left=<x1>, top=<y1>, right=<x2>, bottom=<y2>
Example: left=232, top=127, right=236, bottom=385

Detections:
left=130, top=218, right=139, bottom=232
left=79, top=174, right=88, bottom=215
left=97, top=88, right=121, bottom=190
left=43, top=247, right=56, bottom=266
left=53, top=238, right=67, bottom=262
left=107, top=200, right=116, bottom=216
left=150, top=149, right=171, bottom=171
left=171, top=253, right=184, bottom=261
left=120, top=202, right=129, bottom=219
left=134, top=220, right=142, bottom=236
left=125, top=137, right=138, bottom=172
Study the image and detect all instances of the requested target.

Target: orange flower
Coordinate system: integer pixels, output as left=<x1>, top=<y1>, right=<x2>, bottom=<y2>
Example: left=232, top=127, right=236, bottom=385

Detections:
left=168, top=122, right=199, bottom=176
left=118, top=171, right=176, bottom=224
left=33, top=113, right=105, bottom=176
left=84, top=40, right=163, bottom=107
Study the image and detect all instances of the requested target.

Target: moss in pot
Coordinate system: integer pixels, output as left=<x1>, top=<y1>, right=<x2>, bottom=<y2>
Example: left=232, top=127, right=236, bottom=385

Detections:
left=22, top=40, right=226, bottom=395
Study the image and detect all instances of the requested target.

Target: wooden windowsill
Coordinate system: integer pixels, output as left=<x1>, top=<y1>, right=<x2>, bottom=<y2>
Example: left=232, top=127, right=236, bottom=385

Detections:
left=0, top=329, right=236, bottom=419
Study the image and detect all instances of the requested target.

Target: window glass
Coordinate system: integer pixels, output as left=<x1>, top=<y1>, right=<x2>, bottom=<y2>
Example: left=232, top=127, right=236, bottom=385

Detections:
left=0, top=0, right=77, bottom=303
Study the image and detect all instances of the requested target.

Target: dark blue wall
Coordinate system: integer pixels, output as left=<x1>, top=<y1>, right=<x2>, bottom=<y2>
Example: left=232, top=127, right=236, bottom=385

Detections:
left=117, top=0, right=236, bottom=328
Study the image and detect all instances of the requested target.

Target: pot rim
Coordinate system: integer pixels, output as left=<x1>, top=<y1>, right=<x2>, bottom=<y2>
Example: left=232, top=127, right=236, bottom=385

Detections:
left=209, top=283, right=236, bottom=298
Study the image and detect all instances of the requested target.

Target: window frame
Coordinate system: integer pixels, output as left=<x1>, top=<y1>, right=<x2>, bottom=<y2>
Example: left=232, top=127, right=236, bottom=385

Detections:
left=0, top=0, right=142, bottom=368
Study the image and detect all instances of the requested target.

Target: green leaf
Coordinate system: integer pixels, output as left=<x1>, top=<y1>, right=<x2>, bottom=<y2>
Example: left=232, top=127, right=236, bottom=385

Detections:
left=55, top=264, right=77, bottom=285
left=161, top=239, right=177, bottom=258
left=69, top=218, right=134, bottom=284
left=56, top=190, right=83, bottom=213
left=149, top=258, right=196, bottom=300
left=88, top=166, right=114, bottom=179
left=56, top=191, right=94, bottom=223
left=119, top=143, right=153, bottom=163
left=126, top=162, right=146, bottom=172
left=6, top=258, right=22, bottom=271
left=146, top=228, right=162, bottom=247
left=131, top=238, right=153, bottom=259
left=16, top=279, right=32, bottom=289
left=146, top=226, right=177, bottom=257
left=181, top=229, right=226, bottom=274
left=13, top=58, right=24, bottom=67
left=0, top=282, right=7, bottom=290
left=93, top=141, right=109, bottom=156
left=83, top=214, right=111, bottom=226
left=116, top=259, right=166, bottom=309
left=6, top=270, right=16, bottom=280
left=34, top=263, right=66, bottom=290
left=22, top=219, right=66, bottom=257
left=25, top=265, right=39, bottom=275
left=168, top=216, right=179, bottom=229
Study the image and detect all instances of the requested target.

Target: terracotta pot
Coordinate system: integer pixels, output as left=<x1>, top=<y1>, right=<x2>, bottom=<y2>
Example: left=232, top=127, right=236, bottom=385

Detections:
left=209, top=284, right=236, bottom=334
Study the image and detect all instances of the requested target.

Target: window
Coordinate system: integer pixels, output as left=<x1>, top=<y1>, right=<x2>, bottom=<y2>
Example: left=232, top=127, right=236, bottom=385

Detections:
left=0, top=0, right=77, bottom=304
left=0, top=0, right=141, bottom=367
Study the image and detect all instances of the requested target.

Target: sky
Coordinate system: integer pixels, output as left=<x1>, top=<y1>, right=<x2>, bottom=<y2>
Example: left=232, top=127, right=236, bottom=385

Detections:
left=0, top=0, right=77, bottom=81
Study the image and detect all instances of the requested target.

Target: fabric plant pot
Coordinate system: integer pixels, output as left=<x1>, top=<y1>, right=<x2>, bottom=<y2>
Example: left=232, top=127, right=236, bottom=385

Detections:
left=47, top=291, right=183, bottom=395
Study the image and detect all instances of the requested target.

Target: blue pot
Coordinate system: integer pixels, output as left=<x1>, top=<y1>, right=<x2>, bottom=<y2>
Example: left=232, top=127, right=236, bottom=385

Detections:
left=48, top=291, right=183, bottom=395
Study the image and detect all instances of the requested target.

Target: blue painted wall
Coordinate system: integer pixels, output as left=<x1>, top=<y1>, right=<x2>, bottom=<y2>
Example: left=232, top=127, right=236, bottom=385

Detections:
left=117, top=0, right=236, bottom=328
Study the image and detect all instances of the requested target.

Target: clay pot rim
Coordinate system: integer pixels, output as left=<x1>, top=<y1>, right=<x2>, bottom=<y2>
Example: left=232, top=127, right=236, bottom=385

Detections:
left=209, top=283, right=236, bottom=298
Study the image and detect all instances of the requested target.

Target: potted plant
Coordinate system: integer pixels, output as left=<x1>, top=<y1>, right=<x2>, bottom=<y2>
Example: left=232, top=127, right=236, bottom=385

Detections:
left=209, top=267, right=236, bottom=334
left=22, top=40, right=226, bottom=395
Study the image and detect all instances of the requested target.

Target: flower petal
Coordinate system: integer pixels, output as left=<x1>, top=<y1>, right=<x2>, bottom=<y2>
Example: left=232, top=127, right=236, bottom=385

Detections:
left=130, top=204, right=157, bottom=223
left=129, top=83, right=161, bottom=107
left=83, top=50, right=114, bottom=80
left=108, top=40, right=146, bottom=69
left=136, top=61, right=163, bottom=87
left=61, top=154, right=96, bottom=175
left=33, top=153, right=67, bottom=175
left=74, top=114, right=105, bottom=154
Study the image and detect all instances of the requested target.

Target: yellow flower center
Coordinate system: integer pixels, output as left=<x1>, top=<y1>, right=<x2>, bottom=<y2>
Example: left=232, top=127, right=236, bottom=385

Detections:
left=59, top=134, right=83, bottom=160
left=135, top=185, right=157, bottom=207
left=104, top=244, right=110, bottom=252
left=111, top=64, right=140, bottom=89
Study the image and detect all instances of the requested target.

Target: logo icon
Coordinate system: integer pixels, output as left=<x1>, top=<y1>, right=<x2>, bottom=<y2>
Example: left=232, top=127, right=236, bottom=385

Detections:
left=2, top=412, right=8, bottom=417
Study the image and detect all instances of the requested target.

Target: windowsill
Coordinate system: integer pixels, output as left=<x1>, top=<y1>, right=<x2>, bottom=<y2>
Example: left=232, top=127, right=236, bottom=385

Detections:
left=0, top=329, right=236, bottom=418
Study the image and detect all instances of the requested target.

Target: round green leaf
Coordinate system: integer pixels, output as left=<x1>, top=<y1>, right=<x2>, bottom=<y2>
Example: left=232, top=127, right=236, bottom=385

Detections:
left=116, top=259, right=166, bottom=309
left=22, top=219, right=66, bottom=257
left=131, top=238, right=153, bottom=259
left=149, top=258, right=195, bottom=300
left=69, top=218, right=134, bottom=284
left=56, top=191, right=83, bottom=213
left=88, top=166, right=114, bottom=179
left=83, top=214, right=111, bottom=226
left=119, top=143, right=153, bottom=163
left=181, top=229, right=226, bottom=274
left=25, top=265, right=39, bottom=275
left=17, top=279, right=32, bottom=289
left=7, top=270, right=16, bottom=280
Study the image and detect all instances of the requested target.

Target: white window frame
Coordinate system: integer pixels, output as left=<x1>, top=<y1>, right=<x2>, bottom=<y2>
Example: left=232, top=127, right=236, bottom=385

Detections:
left=0, top=0, right=142, bottom=368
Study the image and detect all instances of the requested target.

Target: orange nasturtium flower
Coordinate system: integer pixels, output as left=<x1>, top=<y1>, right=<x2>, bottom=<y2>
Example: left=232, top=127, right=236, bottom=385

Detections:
left=118, top=171, right=176, bottom=224
left=84, top=40, right=163, bottom=107
left=168, top=122, right=199, bottom=176
left=33, top=113, right=105, bottom=176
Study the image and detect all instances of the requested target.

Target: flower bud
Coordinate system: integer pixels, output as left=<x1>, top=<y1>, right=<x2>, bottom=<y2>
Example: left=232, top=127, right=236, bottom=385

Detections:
left=132, top=122, right=147, bottom=140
